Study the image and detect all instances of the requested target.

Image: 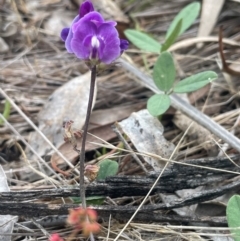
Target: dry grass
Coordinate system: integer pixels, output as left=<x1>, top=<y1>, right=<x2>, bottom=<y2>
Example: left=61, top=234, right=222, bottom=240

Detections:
left=1, top=0, right=240, bottom=240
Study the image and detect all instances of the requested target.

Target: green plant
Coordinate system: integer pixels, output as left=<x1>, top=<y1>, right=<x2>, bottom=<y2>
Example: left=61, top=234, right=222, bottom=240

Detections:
left=147, top=52, right=217, bottom=116
left=227, top=195, right=240, bottom=241
left=61, top=0, right=128, bottom=222
left=125, top=2, right=200, bottom=53
left=71, top=196, right=105, bottom=205
left=125, top=2, right=218, bottom=117
left=97, top=159, right=119, bottom=180
left=71, top=159, right=119, bottom=204
left=0, top=100, right=11, bottom=125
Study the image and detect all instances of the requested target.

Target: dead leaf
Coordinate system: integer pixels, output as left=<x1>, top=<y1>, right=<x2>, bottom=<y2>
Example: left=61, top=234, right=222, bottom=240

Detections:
left=118, top=109, right=175, bottom=171
left=27, top=72, right=95, bottom=159
left=51, top=103, right=143, bottom=171
left=89, top=103, right=144, bottom=129
left=51, top=123, right=116, bottom=170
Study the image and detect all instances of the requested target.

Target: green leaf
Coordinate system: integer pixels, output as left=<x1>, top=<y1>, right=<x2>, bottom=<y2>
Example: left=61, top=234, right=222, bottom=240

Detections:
left=227, top=195, right=240, bottom=241
left=153, top=52, right=175, bottom=92
left=147, top=94, right=171, bottom=116
left=0, top=100, right=11, bottom=125
left=173, top=71, right=217, bottom=93
left=124, top=29, right=161, bottom=53
left=166, top=2, right=200, bottom=39
left=71, top=196, right=105, bottom=205
left=97, top=159, right=119, bottom=180
left=161, top=19, right=182, bottom=52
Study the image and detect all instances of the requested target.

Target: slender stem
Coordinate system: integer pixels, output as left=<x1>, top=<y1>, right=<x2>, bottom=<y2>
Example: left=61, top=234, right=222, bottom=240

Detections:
left=79, top=66, right=97, bottom=208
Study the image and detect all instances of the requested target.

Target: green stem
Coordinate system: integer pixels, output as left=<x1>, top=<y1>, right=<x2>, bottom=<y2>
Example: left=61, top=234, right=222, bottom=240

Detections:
left=0, top=100, right=11, bottom=125
left=79, top=66, right=97, bottom=209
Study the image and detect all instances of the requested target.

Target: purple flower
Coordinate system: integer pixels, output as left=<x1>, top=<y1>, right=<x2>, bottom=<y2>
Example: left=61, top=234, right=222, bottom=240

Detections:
left=79, top=0, right=94, bottom=18
left=61, top=0, right=128, bottom=65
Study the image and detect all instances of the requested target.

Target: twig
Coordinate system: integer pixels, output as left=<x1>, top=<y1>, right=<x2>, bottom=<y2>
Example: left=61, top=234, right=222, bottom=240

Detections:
left=168, top=36, right=240, bottom=52
left=119, top=58, right=240, bottom=153
left=218, top=26, right=240, bottom=76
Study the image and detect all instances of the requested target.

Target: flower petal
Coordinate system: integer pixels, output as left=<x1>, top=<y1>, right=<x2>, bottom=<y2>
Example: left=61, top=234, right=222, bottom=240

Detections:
left=97, top=23, right=121, bottom=64
left=72, top=11, right=104, bottom=33
left=120, top=39, right=129, bottom=53
left=91, top=37, right=105, bottom=60
left=104, top=20, right=117, bottom=27
left=79, top=0, right=94, bottom=18
left=64, top=15, right=80, bottom=53
left=49, top=233, right=64, bottom=241
left=60, top=28, right=69, bottom=41
left=71, top=21, right=97, bottom=59
left=60, top=0, right=129, bottom=66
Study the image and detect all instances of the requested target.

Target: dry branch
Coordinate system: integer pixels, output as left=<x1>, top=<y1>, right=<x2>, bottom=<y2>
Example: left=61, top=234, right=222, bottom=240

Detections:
left=1, top=178, right=240, bottom=215
left=1, top=155, right=239, bottom=201
left=0, top=155, right=239, bottom=227
left=0, top=201, right=228, bottom=227
left=19, top=213, right=226, bottom=230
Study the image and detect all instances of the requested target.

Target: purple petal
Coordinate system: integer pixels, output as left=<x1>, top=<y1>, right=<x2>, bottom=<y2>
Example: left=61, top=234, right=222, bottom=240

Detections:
left=91, top=37, right=105, bottom=60
left=61, top=28, right=70, bottom=41
left=104, top=20, right=117, bottom=27
left=71, top=21, right=97, bottom=59
left=97, top=23, right=121, bottom=64
left=74, top=35, right=92, bottom=59
left=64, top=15, right=80, bottom=53
left=120, top=39, right=129, bottom=53
left=72, top=11, right=104, bottom=33
left=81, top=36, right=105, bottom=60
left=61, top=1, right=124, bottom=65
left=79, top=0, right=94, bottom=18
